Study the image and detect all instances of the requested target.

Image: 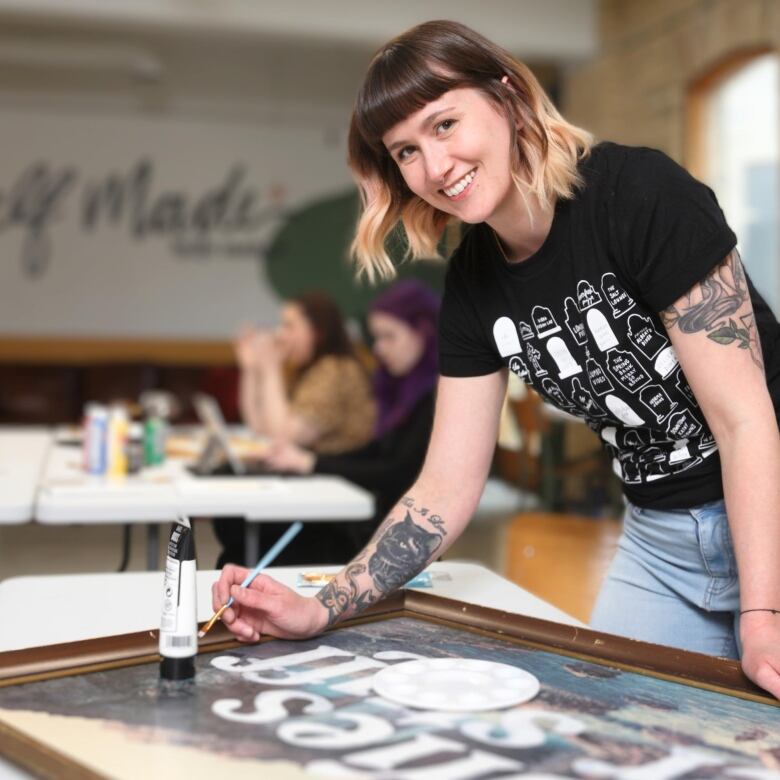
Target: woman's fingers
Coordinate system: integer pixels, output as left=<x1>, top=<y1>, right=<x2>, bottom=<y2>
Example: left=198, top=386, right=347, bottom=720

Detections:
left=213, top=564, right=251, bottom=613
left=228, top=616, right=260, bottom=642
left=230, top=583, right=270, bottom=612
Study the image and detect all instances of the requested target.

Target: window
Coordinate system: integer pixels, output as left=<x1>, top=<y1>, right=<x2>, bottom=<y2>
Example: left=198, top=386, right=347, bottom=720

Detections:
left=689, top=51, right=779, bottom=315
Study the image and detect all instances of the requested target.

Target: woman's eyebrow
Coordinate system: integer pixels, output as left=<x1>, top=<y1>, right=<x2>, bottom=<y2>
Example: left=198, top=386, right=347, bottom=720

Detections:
left=387, top=106, right=456, bottom=152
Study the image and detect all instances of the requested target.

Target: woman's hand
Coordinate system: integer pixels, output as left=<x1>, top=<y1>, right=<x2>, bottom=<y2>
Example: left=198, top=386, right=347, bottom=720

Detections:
left=212, top=565, right=328, bottom=642
left=740, top=613, right=780, bottom=700
left=251, top=330, right=283, bottom=370
left=234, top=326, right=260, bottom=370
left=264, top=441, right=316, bottom=473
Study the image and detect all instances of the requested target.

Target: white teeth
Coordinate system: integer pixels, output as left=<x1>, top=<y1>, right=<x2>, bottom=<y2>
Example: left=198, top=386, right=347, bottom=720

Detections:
left=444, top=170, right=475, bottom=197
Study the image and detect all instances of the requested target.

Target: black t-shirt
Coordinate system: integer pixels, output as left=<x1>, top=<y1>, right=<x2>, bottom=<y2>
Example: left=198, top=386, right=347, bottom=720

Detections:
left=439, top=141, right=780, bottom=509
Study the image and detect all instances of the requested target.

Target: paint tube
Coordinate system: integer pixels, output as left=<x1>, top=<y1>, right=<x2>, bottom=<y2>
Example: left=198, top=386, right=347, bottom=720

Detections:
left=159, top=516, right=197, bottom=680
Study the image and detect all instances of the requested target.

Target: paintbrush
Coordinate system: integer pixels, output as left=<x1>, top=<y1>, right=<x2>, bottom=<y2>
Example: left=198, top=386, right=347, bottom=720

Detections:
left=199, top=520, right=303, bottom=638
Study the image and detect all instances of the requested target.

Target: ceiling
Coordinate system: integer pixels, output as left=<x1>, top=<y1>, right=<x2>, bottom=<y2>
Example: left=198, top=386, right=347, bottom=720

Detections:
left=0, top=0, right=598, bottom=62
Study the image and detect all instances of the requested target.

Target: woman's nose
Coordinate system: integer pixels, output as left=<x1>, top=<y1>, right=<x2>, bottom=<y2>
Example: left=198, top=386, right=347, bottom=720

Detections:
left=423, top=145, right=453, bottom=184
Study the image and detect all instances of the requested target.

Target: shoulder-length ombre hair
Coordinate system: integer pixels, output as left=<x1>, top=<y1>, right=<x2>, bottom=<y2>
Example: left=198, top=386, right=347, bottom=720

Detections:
left=348, top=20, right=593, bottom=281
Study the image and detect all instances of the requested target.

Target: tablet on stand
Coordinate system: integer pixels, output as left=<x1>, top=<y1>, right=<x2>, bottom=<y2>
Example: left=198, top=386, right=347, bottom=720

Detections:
left=191, top=393, right=247, bottom=476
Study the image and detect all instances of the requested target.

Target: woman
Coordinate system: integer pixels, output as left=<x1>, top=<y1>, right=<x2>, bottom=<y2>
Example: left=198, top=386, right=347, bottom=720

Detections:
left=263, top=278, right=440, bottom=559
left=213, top=21, right=780, bottom=699
left=216, top=291, right=375, bottom=566
left=236, top=291, right=375, bottom=455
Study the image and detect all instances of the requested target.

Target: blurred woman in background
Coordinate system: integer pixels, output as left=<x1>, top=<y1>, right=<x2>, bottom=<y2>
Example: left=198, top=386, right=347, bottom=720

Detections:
left=235, top=290, right=375, bottom=454
left=215, top=290, right=375, bottom=567
left=263, top=278, right=440, bottom=560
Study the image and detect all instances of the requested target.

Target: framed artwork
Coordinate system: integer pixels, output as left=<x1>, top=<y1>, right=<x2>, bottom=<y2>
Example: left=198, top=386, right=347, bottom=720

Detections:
left=1, top=591, right=778, bottom=779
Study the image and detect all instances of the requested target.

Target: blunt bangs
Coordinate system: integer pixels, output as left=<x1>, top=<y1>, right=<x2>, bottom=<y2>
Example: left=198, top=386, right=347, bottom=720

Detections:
left=355, top=54, right=462, bottom=147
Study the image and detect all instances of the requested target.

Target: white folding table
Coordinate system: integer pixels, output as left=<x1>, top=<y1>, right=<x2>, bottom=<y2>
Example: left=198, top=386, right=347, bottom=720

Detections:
left=35, top=443, right=374, bottom=568
left=0, top=560, right=583, bottom=652
left=0, top=428, right=51, bottom=525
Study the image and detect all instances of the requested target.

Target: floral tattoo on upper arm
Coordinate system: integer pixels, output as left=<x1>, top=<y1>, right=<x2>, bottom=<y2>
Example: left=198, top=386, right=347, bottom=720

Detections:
left=660, top=249, right=764, bottom=370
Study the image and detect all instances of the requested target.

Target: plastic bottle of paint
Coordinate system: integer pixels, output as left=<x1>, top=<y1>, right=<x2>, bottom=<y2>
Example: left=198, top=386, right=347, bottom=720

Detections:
left=83, top=403, right=109, bottom=475
left=107, top=405, right=129, bottom=477
left=159, top=516, right=198, bottom=680
left=143, top=414, right=167, bottom=466
left=126, top=422, right=144, bottom=474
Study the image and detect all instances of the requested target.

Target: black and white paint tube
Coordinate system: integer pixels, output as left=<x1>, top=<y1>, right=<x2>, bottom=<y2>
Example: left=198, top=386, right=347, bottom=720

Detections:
left=159, top=516, right=197, bottom=680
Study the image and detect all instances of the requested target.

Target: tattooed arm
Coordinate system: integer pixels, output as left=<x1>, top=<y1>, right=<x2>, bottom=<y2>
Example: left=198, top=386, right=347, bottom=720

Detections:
left=212, top=371, right=508, bottom=637
left=315, top=371, right=507, bottom=627
left=661, top=249, right=780, bottom=699
left=660, top=248, right=764, bottom=369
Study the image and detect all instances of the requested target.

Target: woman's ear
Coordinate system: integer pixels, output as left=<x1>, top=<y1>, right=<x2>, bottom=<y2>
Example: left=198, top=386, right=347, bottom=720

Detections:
left=500, top=76, right=525, bottom=132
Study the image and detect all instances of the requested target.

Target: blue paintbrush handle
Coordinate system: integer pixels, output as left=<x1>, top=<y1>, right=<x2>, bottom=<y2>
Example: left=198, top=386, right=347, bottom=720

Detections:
left=224, top=521, right=303, bottom=608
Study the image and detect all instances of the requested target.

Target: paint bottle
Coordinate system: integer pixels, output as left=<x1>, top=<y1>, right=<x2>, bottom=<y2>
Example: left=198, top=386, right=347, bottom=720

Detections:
left=159, top=516, right=198, bottom=680
left=107, top=405, right=129, bottom=477
left=143, top=414, right=167, bottom=466
left=83, top=403, right=108, bottom=475
left=126, top=422, right=144, bottom=474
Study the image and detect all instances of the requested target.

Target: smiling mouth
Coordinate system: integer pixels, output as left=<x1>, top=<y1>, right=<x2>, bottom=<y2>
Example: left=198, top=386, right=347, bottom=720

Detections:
left=442, top=168, right=476, bottom=199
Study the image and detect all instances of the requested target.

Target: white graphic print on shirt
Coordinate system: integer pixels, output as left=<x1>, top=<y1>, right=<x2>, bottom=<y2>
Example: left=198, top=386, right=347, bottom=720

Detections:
left=602, top=272, right=636, bottom=318
left=496, top=272, right=717, bottom=485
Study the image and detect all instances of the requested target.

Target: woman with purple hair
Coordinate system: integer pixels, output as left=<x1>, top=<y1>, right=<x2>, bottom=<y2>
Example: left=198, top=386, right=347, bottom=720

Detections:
left=263, top=278, right=440, bottom=560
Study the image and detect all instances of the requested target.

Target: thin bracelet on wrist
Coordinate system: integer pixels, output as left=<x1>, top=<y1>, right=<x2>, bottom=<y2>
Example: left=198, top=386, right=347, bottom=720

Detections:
left=739, top=608, right=780, bottom=616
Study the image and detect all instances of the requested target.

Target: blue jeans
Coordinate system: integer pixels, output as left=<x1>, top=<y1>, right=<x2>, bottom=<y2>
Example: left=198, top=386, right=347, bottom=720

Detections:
left=590, top=499, right=742, bottom=658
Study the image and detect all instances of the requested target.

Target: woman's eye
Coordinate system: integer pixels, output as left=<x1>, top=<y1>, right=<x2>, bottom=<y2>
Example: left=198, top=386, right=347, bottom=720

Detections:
left=436, top=119, right=456, bottom=134
left=397, top=146, right=415, bottom=162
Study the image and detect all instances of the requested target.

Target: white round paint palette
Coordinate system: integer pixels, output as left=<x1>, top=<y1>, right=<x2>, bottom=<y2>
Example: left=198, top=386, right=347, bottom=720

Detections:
left=372, top=658, right=540, bottom=712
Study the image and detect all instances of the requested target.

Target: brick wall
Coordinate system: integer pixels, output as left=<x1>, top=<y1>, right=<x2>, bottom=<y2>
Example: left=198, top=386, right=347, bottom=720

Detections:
left=562, top=0, right=780, bottom=163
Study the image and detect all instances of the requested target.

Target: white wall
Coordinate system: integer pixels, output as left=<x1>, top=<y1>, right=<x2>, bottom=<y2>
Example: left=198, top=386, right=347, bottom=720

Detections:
left=0, top=105, right=353, bottom=338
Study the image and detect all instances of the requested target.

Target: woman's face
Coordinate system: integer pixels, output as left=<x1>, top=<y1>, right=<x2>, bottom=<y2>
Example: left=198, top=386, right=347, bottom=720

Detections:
left=382, top=87, right=521, bottom=226
left=369, top=311, right=426, bottom=377
left=277, top=302, right=316, bottom=367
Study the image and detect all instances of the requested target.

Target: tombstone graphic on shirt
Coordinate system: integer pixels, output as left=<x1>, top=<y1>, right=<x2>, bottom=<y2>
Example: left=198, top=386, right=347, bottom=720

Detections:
left=674, top=367, right=698, bottom=405
left=601, top=272, right=636, bottom=318
left=650, top=445, right=671, bottom=462
left=508, top=355, right=530, bottom=381
left=621, top=429, right=644, bottom=450
left=627, top=313, right=666, bottom=359
left=569, top=377, right=606, bottom=417
left=638, top=384, right=677, bottom=423
left=546, top=336, right=582, bottom=379
left=646, top=458, right=671, bottom=482
left=670, top=455, right=703, bottom=474
left=525, top=342, right=548, bottom=377
left=532, top=305, right=561, bottom=338
left=666, top=409, right=702, bottom=438
left=585, top=350, right=614, bottom=397
left=586, top=309, right=619, bottom=352
left=577, top=279, right=602, bottom=311
left=600, top=426, right=618, bottom=448
left=642, top=446, right=669, bottom=475
left=604, top=395, right=645, bottom=426
left=564, top=297, right=587, bottom=345
left=668, top=441, right=693, bottom=466
left=492, top=316, right=523, bottom=357
left=648, top=428, right=673, bottom=445
left=699, top=431, right=715, bottom=448
left=540, top=377, right=577, bottom=412
left=606, top=348, right=652, bottom=393
left=696, top=431, right=719, bottom=460
left=620, top=455, right=643, bottom=484
left=700, top=439, right=719, bottom=459
left=518, top=321, right=535, bottom=341
left=653, top=345, right=679, bottom=379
